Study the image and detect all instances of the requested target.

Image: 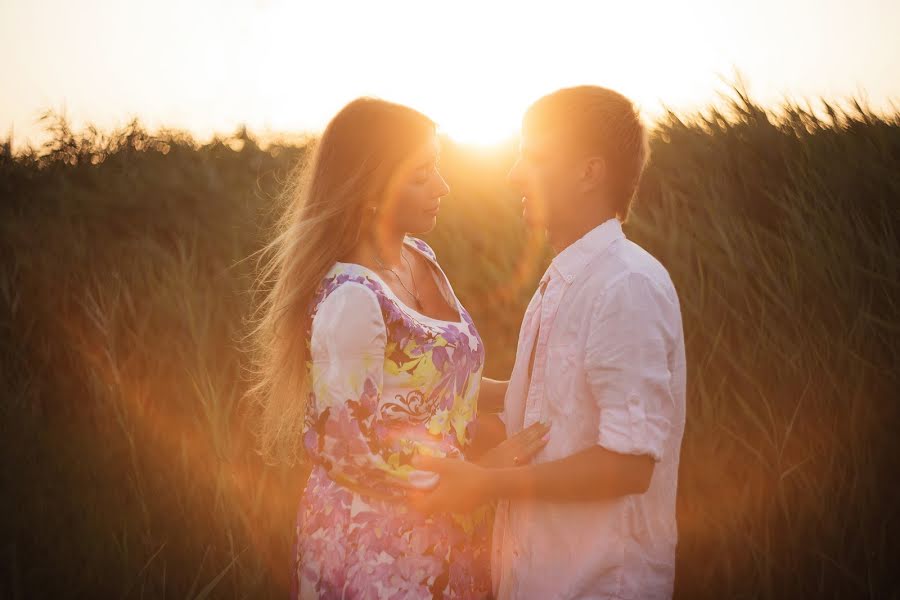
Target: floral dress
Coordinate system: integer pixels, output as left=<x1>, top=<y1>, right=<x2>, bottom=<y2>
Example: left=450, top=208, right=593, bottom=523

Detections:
left=291, top=236, right=492, bottom=599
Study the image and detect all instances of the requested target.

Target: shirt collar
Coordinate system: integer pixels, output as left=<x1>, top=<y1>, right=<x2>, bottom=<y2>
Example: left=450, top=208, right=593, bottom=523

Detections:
left=548, top=217, right=625, bottom=284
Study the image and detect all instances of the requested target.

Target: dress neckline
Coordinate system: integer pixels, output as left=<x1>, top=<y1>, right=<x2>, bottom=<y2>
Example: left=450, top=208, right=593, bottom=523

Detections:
left=333, top=237, right=466, bottom=326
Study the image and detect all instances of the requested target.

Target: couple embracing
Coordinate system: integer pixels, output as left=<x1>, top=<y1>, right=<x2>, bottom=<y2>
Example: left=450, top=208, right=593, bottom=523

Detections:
left=248, top=84, right=686, bottom=600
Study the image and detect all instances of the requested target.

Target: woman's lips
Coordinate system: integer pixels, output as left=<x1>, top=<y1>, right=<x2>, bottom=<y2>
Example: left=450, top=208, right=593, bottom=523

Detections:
left=424, top=204, right=440, bottom=215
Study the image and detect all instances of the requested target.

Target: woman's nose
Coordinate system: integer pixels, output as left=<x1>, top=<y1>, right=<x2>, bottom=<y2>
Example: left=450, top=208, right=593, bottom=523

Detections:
left=436, top=174, right=450, bottom=197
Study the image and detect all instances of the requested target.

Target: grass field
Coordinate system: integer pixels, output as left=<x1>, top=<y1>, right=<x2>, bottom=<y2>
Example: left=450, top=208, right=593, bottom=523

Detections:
left=1, top=89, right=898, bottom=598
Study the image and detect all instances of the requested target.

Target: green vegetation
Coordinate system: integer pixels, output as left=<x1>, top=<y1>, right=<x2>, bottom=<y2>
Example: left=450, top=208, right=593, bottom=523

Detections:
left=1, top=90, right=898, bottom=598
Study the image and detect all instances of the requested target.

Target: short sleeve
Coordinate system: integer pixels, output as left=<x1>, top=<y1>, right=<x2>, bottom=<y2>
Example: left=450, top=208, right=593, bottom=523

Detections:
left=585, top=272, right=675, bottom=462
left=305, top=282, right=439, bottom=491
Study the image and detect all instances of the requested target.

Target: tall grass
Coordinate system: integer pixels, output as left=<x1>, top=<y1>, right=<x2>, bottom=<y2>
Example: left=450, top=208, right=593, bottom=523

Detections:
left=1, top=89, right=898, bottom=598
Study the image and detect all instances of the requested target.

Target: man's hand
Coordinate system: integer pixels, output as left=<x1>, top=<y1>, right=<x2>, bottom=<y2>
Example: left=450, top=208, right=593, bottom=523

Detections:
left=408, top=455, right=495, bottom=514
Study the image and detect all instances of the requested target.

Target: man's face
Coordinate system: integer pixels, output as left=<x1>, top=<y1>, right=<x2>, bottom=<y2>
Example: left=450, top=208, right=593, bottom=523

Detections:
left=506, top=129, right=583, bottom=233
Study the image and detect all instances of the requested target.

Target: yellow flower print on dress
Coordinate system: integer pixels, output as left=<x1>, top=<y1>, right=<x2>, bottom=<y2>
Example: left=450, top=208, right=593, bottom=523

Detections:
left=294, top=236, right=491, bottom=599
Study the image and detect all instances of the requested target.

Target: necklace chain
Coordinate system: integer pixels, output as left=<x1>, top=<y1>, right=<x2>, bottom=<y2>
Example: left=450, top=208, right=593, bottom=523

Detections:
left=373, top=248, right=422, bottom=309
left=400, top=251, right=421, bottom=300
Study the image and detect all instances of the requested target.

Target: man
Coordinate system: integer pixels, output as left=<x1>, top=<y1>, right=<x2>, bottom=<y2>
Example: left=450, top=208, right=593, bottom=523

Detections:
left=412, top=85, right=687, bottom=599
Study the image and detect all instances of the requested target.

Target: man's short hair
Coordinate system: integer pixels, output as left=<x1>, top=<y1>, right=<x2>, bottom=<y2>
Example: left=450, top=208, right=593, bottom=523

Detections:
left=523, top=85, right=650, bottom=223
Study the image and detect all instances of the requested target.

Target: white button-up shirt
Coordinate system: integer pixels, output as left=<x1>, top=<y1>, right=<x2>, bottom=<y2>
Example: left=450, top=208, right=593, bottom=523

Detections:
left=492, top=216, right=687, bottom=600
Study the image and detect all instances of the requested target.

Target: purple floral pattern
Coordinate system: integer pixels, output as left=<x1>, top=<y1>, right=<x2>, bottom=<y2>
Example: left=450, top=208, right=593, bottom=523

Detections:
left=291, top=237, right=491, bottom=599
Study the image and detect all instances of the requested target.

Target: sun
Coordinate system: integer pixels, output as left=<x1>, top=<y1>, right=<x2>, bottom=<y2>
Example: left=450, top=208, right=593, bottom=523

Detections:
left=436, top=110, right=520, bottom=147
left=408, top=93, right=525, bottom=148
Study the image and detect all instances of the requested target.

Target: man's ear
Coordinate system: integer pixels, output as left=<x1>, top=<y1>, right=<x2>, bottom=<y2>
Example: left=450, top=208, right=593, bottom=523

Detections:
left=580, top=156, right=607, bottom=193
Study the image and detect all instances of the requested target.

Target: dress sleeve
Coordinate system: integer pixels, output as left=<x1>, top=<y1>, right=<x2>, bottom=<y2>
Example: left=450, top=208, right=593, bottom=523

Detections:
left=305, top=282, right=439, bottom=491
left=585, top=272, right=676, bottom=462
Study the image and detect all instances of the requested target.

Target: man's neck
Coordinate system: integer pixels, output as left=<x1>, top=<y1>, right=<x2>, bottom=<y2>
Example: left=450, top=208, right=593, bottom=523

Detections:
left=547, top=212, right=618, bottom=255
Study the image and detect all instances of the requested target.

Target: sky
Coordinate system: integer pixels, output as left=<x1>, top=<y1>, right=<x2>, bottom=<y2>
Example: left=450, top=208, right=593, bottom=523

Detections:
left=1, top=0, right=899, bottom=149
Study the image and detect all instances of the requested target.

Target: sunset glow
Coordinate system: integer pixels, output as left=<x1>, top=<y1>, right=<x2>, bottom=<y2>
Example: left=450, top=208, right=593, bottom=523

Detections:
left=2, top=0, right=899, bottom=148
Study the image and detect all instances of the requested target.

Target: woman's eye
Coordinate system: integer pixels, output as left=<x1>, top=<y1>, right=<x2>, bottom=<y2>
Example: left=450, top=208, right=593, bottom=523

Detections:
left=415, top=166, right=434, bottom=183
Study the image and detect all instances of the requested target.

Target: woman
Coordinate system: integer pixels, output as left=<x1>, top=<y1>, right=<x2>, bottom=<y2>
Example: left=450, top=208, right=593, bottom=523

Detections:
left=245, top=97, right=548, bottom=599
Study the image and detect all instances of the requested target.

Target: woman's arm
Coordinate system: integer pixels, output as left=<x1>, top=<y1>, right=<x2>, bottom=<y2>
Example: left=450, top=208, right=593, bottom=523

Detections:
left=464, top=377, right=510, bottom=459
left=468, top=376, right=552, bottom=466
left=477, top=377, right=508, bottom=414
left=306, top=283, right=438, bottom=492
left=466, top=413, right=507, bottom=459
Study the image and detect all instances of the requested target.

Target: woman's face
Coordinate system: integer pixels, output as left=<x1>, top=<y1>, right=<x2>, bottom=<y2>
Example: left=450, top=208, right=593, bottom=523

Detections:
left=381, top=136, right=450, bottom=235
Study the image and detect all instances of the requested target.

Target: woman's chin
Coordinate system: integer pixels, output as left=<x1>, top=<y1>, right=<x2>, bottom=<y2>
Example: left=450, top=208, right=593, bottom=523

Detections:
left=410, top=216, right=438, bottom=234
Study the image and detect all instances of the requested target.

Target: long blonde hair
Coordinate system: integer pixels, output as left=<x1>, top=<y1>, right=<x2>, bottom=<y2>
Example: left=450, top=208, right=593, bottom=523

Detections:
left=243, top=97, right=436, bottom=466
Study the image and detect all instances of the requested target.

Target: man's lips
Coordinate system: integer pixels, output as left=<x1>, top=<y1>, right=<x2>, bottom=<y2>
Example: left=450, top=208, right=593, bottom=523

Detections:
left=424, top=203, right=440, bottom=215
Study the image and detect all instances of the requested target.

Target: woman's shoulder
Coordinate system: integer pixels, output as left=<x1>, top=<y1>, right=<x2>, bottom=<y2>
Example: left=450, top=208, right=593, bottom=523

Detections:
left=403, top=235, right=438, bottom=262
left=311, top=264, right=387, bottom=315
left=309, top=271, right=388, bottom=355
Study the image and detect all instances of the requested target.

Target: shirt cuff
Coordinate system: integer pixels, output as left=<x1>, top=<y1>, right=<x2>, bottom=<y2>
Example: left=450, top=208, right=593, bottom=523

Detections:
left=596, top=392, right=669, bottom=462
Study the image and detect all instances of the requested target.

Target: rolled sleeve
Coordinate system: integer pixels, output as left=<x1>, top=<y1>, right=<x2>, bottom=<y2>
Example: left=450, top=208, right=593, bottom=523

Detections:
left=585, top=272, right=674, bottom=462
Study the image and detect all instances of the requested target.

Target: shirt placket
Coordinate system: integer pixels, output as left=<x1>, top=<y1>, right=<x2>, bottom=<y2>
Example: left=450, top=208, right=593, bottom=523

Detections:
left=503, top=274, right=568, bottom=599
left=522, top=274, right=562, bottom=429
left=505, top=287, right=544, bottom=436
left=500, top=277, right=546, bottom=598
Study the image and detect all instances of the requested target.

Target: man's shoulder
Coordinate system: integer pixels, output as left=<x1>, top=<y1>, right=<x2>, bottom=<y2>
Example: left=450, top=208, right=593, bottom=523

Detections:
left=582, top=238, right=676, bottom=300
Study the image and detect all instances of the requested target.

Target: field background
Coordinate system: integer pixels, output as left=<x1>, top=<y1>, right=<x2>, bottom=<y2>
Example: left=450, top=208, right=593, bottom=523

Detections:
left=2, top=89, right=898, bottom=598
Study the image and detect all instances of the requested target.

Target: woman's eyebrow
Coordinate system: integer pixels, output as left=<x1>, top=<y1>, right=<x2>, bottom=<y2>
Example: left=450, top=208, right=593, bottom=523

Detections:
left=415, top=155, right=437, bottom=169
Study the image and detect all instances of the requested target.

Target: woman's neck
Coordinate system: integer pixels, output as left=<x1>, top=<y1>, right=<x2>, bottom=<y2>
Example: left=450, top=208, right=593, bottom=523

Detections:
left=354, top=227, right=407, bottom=269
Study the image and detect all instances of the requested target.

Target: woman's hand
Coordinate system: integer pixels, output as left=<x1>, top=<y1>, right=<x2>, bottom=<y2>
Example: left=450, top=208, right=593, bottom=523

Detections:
left=475, top=421, right=551, bottom=469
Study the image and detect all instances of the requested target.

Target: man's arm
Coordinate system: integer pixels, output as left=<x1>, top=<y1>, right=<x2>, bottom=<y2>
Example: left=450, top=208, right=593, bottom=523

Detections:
left=411, top=272, right=675, bottom=512
left=411, top=444, right=653, bottom=512
left=496, top=272, right=674, bottom=500
left=487, top=444, right=654, bottom=500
